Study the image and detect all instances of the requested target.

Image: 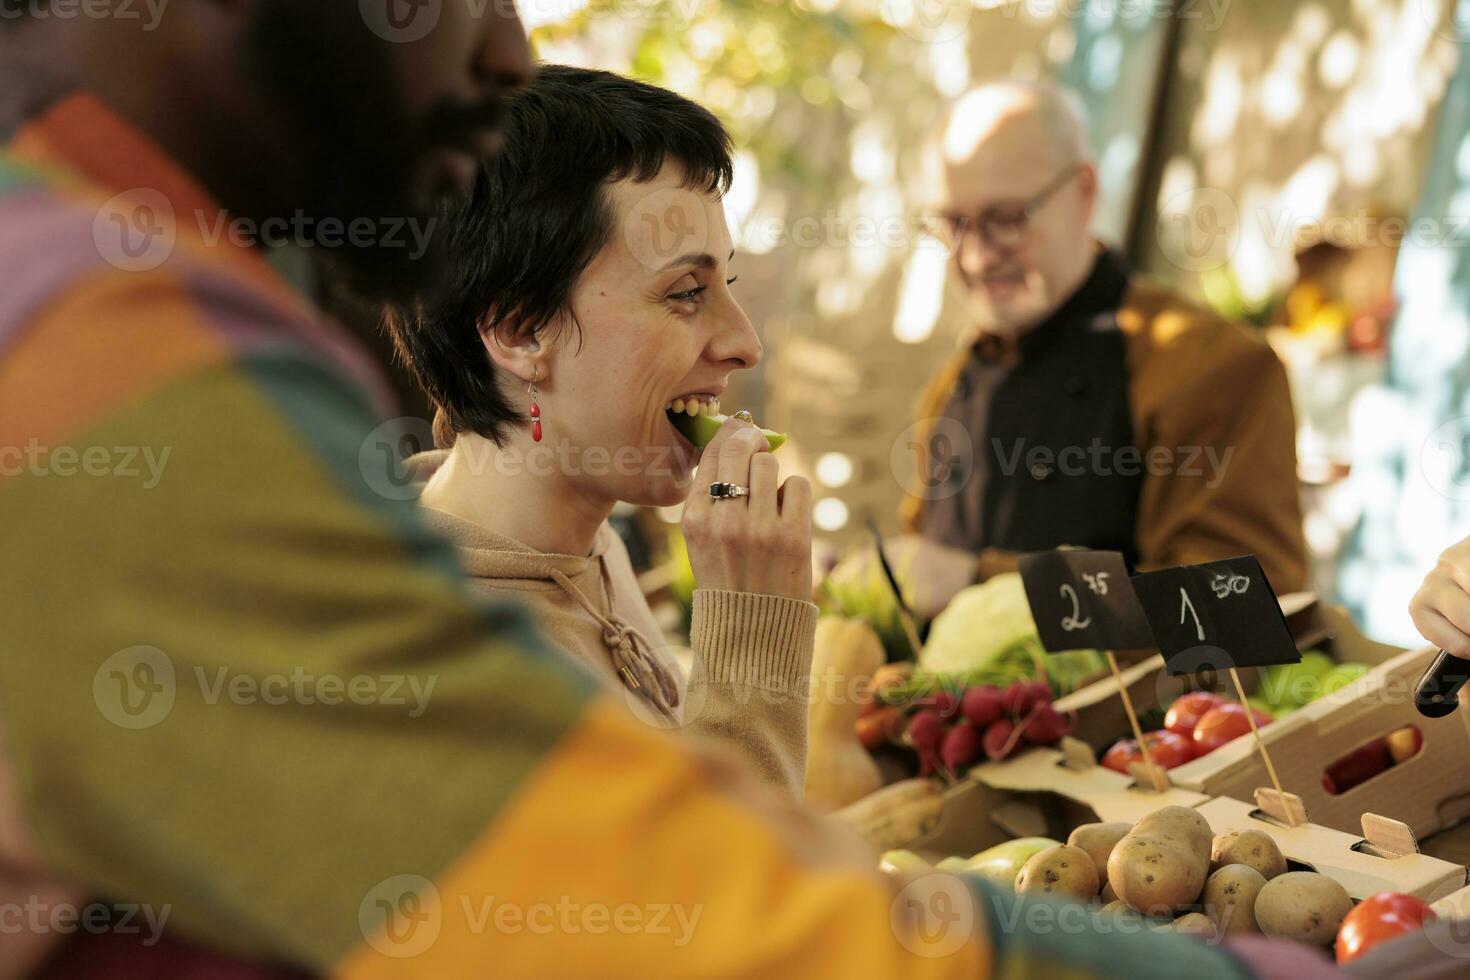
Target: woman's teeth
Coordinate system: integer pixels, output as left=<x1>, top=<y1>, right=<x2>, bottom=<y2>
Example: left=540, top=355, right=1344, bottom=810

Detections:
left=667, top=397, right=720, bottom=417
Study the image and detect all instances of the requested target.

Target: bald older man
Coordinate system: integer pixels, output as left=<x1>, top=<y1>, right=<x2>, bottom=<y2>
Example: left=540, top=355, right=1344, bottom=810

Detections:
left=893, top=81, right=1306, bottom=617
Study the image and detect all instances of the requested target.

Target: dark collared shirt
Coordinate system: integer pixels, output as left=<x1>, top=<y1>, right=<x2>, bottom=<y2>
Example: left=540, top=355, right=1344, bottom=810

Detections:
left=922, top=249, right=1143, bottom=565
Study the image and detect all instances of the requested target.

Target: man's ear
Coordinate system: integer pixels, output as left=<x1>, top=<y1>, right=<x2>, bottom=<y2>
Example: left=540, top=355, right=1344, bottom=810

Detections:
left=1076, top=162, right=1099, bottom=219
left=477, top=310, right=545, bottom=385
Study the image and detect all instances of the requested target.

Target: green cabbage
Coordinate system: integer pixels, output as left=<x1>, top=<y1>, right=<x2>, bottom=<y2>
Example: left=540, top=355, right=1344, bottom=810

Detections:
left=919, top=573, right=1106, bottom=697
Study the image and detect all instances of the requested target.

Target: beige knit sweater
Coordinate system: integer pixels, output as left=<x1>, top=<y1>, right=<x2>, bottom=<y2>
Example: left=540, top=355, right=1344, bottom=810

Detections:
left=408, top=451, right=817, bottom=794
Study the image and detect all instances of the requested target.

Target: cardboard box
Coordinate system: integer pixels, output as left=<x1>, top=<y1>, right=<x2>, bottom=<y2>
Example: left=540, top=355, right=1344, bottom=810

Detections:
left=1195, top=796, right=1467, bottom=903
left=907, top=745, right=1209, bottom=859
left=1175, top=645, right=1470, bottom=838
left=901, top=763, right=1466, bottom=904
left=1056, top=598, right=1470, bottom=838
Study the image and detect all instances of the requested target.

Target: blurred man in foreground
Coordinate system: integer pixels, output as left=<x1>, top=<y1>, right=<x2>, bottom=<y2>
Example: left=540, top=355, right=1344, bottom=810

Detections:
left=889, top=81, right=1306, bottom=618
left=1, top=5, right=1335, bottom=978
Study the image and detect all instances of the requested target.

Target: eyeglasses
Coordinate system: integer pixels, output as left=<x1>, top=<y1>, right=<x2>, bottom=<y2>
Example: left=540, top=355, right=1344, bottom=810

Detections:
left=924, top=163, right=1084, bottom=250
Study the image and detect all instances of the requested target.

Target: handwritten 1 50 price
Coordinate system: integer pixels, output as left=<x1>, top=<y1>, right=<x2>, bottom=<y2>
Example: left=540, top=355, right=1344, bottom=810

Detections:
left=1178, top=573, right=1251, bottom=641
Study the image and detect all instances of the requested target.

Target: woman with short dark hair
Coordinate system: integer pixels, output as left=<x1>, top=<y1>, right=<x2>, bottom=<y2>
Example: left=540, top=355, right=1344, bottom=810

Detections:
left=389, top=65, right=815, bottom=791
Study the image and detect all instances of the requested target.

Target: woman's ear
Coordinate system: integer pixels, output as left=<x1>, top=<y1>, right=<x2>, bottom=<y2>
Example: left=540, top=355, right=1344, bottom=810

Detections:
left=477, top=309, right=545, bottom=385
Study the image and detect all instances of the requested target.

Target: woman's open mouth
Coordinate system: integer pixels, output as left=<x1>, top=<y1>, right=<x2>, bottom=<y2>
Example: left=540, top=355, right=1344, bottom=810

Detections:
left=664, top=394, right=721, bottom=456
left=665, top=394, right=722, bottom=419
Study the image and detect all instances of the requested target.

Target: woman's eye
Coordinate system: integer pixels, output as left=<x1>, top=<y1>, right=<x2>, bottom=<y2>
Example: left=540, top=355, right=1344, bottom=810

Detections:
left=668, top=286, right=708, bottom=303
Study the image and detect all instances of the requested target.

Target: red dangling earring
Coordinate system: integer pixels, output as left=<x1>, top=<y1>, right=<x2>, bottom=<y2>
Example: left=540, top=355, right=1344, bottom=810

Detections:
left=528, top=374, right=543, bottom=443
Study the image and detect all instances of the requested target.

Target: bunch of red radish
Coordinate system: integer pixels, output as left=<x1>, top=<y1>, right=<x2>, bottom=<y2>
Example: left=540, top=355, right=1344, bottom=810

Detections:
left=897, top=680, right=1072, bottom=779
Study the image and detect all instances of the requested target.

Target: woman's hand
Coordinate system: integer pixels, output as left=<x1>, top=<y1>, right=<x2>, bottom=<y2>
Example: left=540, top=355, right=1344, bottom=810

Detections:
left=682, top=417, right=812, bottom=602
left=1409, top=534, right=1470, bottom=656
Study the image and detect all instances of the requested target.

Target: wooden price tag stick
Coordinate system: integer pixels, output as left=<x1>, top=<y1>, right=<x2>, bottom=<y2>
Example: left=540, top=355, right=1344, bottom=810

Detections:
left=1108, top=650, right=1168, bottom=793
left=1227, top=667, right=1298, bottom=827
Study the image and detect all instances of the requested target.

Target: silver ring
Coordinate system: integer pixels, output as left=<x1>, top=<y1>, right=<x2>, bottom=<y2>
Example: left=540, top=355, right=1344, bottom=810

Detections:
left=732, top=410, right=755, bottom=423
left=708, top=482, right=750, bottom=500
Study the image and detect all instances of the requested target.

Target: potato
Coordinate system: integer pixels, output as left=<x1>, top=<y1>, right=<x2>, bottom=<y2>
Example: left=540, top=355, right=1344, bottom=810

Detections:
left=1099, top=899, right=1133, bottom=917
left=1108, top=832, right=1208, bottom=915
left=1254, top=872, right=1352, bottom=946
left=1210, top=830, right=1286, bottom=881
left=1067, top=822, right=1131, bottom=891
left=1100, top=880, right=1118, bottom=903
left=1015, top=844, right=1099, bottom=901
left=1135, top=806, right=1212, bottom=861
left=1171, top=912, right=1219, bottom=939
left=1202, top=864, right=1266, bottom=935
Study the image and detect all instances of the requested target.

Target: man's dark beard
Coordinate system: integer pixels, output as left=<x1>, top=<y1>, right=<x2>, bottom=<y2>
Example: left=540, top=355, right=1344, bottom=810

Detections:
left=241, top=0, right=503, bottom=307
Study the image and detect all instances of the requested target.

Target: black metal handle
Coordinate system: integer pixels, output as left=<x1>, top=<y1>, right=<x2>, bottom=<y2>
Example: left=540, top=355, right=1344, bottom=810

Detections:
left=1414, top=650, right=1470, bottom=718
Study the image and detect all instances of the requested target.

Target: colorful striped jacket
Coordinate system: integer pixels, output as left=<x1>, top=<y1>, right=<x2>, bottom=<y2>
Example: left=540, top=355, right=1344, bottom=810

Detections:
left=0, top=92, right=1272, bottom=979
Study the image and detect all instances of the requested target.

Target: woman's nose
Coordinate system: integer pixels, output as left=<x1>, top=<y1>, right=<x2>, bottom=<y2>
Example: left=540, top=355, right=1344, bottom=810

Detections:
left=709, top=303, right=762, bottom=369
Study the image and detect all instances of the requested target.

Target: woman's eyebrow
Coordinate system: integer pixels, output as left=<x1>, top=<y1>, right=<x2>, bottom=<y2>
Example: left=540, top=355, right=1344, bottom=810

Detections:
left=657, top=249, right=737, bottom=273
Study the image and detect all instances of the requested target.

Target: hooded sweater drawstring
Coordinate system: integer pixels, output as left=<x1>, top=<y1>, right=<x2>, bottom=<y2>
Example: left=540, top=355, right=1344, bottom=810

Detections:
left=546, top=567, right=681, bottom=720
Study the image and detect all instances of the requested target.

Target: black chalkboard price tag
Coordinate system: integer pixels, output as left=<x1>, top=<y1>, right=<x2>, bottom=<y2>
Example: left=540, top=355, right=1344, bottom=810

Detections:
left=1129, top=556, right=1300, bottom=677
left=1017, top=550, right=1156, bottom=653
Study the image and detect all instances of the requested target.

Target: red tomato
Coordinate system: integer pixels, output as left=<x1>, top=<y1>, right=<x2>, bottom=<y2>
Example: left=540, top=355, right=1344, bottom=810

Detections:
left=1100, top=740, right=1138, bottom=775
left=1164, top=691, right=1225, bottom=738
left=1101, top=730, right=1194, bottom=774
left=1353, top=892, right=1433, bottom=926
left=1335, top=894, right=1435, bottom=964
left=1192, top=703, right=1270, bottom=756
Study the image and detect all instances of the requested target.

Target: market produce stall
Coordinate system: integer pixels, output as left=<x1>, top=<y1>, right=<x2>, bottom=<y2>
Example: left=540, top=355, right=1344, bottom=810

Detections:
left=808, top=547, right=1470, bottom=966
